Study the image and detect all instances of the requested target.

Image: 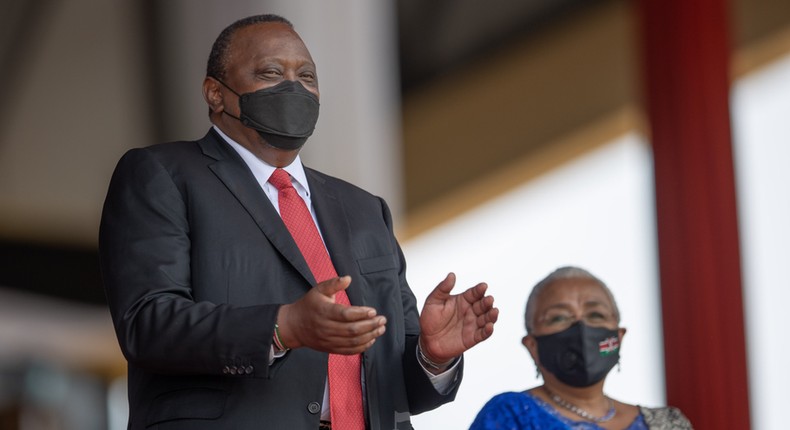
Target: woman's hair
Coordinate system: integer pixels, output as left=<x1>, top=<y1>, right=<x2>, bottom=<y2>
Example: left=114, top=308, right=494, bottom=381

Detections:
left=524, top=266, right=620, bottom=333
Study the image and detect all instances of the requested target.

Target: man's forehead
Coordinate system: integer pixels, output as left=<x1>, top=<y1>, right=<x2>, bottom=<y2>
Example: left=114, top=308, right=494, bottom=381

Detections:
left=232, top=22, right=299, bottom=46
left=229, top=24, right=311, bottom=59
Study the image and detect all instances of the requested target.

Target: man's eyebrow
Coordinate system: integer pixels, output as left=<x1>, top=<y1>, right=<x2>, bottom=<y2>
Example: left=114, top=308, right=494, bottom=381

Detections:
left=254, top=54, right=315, bottom=65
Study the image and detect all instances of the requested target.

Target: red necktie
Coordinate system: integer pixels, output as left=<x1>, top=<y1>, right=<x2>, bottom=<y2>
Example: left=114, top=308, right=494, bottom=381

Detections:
left=268, top=168, right=365, bottom=430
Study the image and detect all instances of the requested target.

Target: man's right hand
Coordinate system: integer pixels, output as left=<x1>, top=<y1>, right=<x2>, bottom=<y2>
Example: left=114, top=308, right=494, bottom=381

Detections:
left=275, top=276, right=387, bottom=354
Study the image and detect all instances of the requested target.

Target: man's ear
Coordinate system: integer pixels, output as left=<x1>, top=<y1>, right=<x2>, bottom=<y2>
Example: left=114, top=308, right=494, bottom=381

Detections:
left=202, top=77, right=224, bottom=113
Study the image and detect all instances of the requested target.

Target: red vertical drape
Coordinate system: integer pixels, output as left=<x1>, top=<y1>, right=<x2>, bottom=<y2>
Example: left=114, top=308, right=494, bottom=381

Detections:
left=637, top=0, right=751, bottom=428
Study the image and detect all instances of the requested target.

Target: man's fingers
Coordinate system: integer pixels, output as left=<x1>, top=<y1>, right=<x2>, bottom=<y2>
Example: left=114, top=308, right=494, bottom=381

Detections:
left=487, top=306, right=500, bottom=323
left=475, top=322, right=495, bottom=343
left=313, top=314, right=386, bottom=339
left=435, top=272, right=456, bottom=293
left=318, top=319, right=387, bottom=354
left=329, top=315, right=387, bottom=335
left=470, top=294, right=495, bottom=315
left=314, top=276, right=378, bottom=320
left=315, top=275, right=352, bottom=297
left=338, top=304, right=379, bottom=321
left=330, top=322, right=386, bottom=345
left=424, top=273, right=457, bottom=305
left=462, top=282, right=488, bottom=303
left=284, top=277, right=383, bottom=350
left=476, top=306, right=499, bottom=327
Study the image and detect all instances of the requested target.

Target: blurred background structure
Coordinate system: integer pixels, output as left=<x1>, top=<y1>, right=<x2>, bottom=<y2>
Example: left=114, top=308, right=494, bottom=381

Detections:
left=1, top=0, right=788, bottom=428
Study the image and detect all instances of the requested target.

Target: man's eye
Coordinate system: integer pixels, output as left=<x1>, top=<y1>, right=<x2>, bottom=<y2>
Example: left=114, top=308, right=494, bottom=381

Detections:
left=260, top=70, right=282, bottom=78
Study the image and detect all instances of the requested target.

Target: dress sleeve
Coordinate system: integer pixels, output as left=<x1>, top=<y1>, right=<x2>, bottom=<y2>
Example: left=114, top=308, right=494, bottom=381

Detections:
left=638, top=406, right=695, bottom=430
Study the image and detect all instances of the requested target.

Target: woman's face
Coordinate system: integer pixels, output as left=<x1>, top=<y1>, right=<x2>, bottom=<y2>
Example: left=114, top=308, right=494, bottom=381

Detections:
left=529, top=278, right=619, bottom=337
left=523, top=277, right=626, bottom=387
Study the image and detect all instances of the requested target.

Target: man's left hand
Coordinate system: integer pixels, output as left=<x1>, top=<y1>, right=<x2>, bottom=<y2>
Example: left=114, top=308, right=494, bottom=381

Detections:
left=418, top=272, right=498, bottom=365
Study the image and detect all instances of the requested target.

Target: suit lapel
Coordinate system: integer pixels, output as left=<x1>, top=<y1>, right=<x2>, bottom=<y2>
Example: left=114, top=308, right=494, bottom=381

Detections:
left=198, top=131, right=316, bottom=287
left=306, top=169, right=365, bottom=307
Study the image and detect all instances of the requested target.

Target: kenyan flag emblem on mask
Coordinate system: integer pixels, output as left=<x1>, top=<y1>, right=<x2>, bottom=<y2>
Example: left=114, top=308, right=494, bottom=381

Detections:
left=598, top=336, right=620, bottom=356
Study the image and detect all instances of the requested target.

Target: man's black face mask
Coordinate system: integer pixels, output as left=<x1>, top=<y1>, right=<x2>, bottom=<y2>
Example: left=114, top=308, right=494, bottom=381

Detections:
left=214, top=78, right=320, bottom=151
left=535, top=321, right=620, bottom=387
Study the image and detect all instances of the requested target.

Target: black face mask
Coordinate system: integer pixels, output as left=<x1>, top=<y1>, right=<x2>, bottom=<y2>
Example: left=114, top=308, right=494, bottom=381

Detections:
left=535, top=321, right=620, bottom=387
left=214, top=78, right=320, bottom=151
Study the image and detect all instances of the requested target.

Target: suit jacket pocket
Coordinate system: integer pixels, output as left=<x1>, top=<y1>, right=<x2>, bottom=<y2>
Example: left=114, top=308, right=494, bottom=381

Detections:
left=356, top=253, right=397, bottom=274
left=146, top=387, right=227, bottom=427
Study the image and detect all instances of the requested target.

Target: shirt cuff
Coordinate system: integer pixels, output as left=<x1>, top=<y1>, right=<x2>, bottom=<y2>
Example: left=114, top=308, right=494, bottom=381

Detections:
left=417, top=349, right=461, bottom=395
left=269, top=345, right=288, bottom=365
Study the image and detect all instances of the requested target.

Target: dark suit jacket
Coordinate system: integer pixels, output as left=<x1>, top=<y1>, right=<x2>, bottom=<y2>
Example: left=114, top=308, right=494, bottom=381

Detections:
left=99, top=129, right=461, bottom=430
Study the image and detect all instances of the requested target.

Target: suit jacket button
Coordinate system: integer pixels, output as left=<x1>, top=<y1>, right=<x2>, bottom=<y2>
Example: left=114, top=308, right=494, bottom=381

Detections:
left=222, top=366, right=230, bottom=374
left=229, top=366, right=238, bottom=375
left=245, top=365, right=254, bottom=374
left=307, top=402, right=321, bottom=414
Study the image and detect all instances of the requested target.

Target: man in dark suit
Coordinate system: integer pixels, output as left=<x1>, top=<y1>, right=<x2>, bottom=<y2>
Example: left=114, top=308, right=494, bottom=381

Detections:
left=99, top=14, right=498, bottom=430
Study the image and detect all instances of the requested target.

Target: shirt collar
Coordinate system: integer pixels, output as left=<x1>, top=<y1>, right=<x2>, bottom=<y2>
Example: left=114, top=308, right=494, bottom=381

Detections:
left=212, top=125, right=311, bottom=196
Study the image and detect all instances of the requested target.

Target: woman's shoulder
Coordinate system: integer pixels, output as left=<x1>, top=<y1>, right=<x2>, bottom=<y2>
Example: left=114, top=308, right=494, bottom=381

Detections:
left=474, top=391, right=536, bottom=414
left=470, top=391, right=564, bottom=430
left=485, top=391, right=534, bottom=404
left=638, top=405, right=694, bottom=430
left=479, top=390, right=551, bottom=411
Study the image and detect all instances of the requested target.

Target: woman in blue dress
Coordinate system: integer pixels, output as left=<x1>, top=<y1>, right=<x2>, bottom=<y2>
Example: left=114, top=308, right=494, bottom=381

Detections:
left=470, top=267, right=692, bottom=430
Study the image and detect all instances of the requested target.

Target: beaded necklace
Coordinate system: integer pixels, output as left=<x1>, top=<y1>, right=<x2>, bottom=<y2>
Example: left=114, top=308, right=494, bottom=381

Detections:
left=543, top=386, right=616, bottom=423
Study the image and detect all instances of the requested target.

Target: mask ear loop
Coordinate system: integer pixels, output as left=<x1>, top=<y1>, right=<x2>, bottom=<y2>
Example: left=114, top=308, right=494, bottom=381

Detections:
left=209, top=75, right=245, bottom=123
left=210, top=75, right=242, bottom=97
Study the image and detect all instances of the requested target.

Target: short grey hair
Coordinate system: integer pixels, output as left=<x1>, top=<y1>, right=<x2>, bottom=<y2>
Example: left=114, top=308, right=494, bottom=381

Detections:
left=524, top=266, right=620, bottom=333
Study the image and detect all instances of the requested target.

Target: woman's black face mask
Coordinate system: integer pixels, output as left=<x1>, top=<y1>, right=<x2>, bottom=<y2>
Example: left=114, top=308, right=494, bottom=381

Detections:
left=535, top=321, right=620, bottom=387
left=214, top=78, right=320, bottom=151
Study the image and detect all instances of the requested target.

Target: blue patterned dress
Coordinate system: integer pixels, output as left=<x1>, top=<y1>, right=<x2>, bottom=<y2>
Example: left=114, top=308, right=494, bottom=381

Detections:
left=469, top=391, right=649, bottom=430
